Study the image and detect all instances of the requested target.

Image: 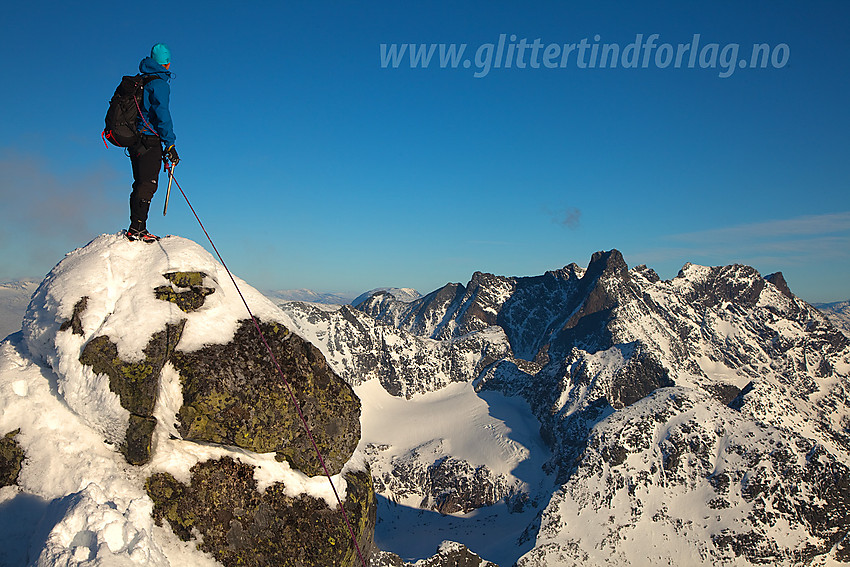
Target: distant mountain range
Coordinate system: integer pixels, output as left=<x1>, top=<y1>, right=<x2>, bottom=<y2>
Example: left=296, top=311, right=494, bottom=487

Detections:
left=815, top=300, right=850, bottom=337
left=263, top=287, right=422, bottom=307
left=3, top=279, right=842, bottom=341
left=262, top=288, right=359, bottom=305
left=0, top=279, right=38, bottom=339
left=278, top=251, right=850, bottom=566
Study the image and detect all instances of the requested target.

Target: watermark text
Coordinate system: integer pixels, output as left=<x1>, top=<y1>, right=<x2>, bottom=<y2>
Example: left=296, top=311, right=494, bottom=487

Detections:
left=380, top=33, right=790, bottom=78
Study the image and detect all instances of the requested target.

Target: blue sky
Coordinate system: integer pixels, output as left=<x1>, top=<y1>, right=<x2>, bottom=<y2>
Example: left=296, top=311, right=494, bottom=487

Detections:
left=1, top=1, right=848, bottom=302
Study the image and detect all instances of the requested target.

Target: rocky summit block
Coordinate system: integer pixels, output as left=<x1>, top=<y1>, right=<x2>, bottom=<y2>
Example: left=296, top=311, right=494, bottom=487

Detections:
left=154, top=271, right=216, bottom=313
left=17, top=235, right=377, bottom=567
left=79, top=321, right=186, bottom=465
left=171, top=319, right=361, bottom=477
left=72, top=268, right=362, bottom=474
left=146, top=456, right=376, bottom=567
left=0, top=429, right=24, bottom=487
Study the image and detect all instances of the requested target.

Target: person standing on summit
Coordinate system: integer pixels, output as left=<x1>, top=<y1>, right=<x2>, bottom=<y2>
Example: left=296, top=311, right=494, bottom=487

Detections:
left=127, top=43, right=180, bottom=242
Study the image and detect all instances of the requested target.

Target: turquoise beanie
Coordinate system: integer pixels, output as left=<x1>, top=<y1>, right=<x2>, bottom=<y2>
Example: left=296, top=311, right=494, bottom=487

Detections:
left=151, top=43, right=171, bottom=65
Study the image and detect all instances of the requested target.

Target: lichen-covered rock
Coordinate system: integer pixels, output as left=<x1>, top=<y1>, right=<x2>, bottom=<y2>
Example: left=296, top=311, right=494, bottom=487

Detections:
left=171, top=319, right=361, bottom=476
left=0, top=429, right=24, bottom=487
left=80, top=322, right=185, bottom=417
left=146, top=456, right=376, bottom=567
left=18, top=234, right=374, bottom=566
left=124, top=415, right=158, bottom=465
left=79, top=321, right=185, bottom=464
left=154, top=271, right=215, bottom=313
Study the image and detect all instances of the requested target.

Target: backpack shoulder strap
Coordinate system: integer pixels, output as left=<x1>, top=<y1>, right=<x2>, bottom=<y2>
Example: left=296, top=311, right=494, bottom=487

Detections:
left=140, top=73, right=164, bottom=85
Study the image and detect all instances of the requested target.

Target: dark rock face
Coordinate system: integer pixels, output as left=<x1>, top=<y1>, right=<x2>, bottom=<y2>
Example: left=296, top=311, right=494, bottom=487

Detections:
left=58, top=296, right=88, bottom=336
left=678, top=263, right=766, bottom=308
left=171, top=319, right=361, bottom=477
left=79, top=321, right=185, bottom=465
left=425, top=457, right=516, bottom=515
left=146, top=456, right=376, bottom=567
left=0, top=429, right=24, bottom=487
left=607, top=349, right=673, bottom=409
left=764, top=271, right=793, bottom=299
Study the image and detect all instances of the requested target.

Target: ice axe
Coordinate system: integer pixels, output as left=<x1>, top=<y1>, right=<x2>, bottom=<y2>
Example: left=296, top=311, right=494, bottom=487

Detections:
left=163, top=159, right=176, bottom=216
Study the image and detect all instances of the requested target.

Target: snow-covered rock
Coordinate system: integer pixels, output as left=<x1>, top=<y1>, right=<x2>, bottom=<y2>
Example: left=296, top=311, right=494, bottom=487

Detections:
left=351, top=288, right=422, bottom=308
left=3, top=233, right=374, bottom=567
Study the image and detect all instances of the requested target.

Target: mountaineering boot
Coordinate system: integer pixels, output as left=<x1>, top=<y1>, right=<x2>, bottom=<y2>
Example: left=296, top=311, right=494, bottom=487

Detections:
left=126, top=228, right=161, bottom=243
left=129, top=194, right=152, bottom=231
left=128, top=194, right=158, bottom=242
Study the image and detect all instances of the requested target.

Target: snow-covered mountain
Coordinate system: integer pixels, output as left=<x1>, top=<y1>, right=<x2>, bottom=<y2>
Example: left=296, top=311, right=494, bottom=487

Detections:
left=263, top=288, right=358, bottom=305
left=281, top=249, right=850, bottom=566
left=263, top=287, right=422, bottom=308
left=0, top=279, right=38, bottom=339
left=351, top=288, right=423, bottom=308
left=3, top=238, right=850, bottom=567
left=816, top=300, right=850, bottom=338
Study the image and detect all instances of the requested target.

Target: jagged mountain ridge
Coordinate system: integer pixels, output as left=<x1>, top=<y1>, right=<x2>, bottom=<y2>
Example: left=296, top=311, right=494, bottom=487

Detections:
left=282, top=249, right=850, bottom=566
left=277, top=302, right=511, bottom=399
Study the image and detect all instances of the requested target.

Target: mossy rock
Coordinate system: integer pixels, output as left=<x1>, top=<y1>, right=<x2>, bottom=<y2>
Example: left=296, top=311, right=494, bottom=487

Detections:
left=146, top=456, right=376, bottom=567
left=80, top=321, right=185, bottom=416
left=123, top=415, right=158, bottom=466
left=171, top=319, right=361, bottom=476
left=0, top=429, right=24, bottom=487
left=154, top=272, right=215, bottom=313
left=79, top=321, right=185, bottom=464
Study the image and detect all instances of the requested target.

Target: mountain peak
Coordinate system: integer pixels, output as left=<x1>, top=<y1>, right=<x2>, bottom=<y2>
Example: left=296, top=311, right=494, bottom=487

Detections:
left=586, top=249, right=629, bottom=282
left=765, top=271, right=794, bottom=298
left=7, top=233, right=374, bottom=567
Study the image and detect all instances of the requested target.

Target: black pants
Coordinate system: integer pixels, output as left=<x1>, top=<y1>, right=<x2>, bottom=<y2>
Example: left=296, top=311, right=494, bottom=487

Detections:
left=129, top=135, right=163, bottom=232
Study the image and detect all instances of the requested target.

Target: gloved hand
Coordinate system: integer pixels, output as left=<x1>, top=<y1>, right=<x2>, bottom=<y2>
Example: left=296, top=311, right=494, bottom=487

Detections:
left=165, top=145, right=180, bottom=165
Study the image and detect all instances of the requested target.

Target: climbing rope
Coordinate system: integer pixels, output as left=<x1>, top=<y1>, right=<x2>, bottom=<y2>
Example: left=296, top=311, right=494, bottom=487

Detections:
left=165, top=165, right=368, bottom=567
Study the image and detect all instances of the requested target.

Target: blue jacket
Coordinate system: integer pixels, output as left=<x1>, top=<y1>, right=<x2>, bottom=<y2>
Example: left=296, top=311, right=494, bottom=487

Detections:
left=137, top=57, right=176, bottom=148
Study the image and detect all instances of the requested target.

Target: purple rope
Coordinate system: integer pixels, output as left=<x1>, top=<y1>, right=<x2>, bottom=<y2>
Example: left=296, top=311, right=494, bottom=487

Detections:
left=166, top=167, right=368, bottom=567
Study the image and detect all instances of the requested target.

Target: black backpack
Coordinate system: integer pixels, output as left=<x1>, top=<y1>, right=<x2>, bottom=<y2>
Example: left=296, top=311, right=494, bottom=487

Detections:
left=102, top=74, right=162, bottom=147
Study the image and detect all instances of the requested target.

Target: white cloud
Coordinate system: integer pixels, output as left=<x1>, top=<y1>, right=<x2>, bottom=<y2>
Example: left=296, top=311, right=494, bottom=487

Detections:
left=629, top=212, right=850, bottom=275
left=668, top=212, right=850, bottom=243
